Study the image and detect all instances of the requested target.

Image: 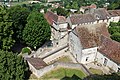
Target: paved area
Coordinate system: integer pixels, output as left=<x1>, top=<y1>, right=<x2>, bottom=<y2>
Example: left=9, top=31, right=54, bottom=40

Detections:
left=84, top=62, right=110, bottom=74
left=64, top=51, right=77, bottom=63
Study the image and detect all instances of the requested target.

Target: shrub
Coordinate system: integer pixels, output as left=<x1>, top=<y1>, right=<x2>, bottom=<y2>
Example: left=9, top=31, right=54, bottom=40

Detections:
left=22, top=47, right=31, bottom=54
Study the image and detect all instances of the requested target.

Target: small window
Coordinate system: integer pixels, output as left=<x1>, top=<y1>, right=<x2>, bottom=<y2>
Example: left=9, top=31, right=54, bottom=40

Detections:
left=86, top=57, right=89, bottom=61
left=56, top=42, right=58, bottom=45
left=118, top=68, right=120, bottom=72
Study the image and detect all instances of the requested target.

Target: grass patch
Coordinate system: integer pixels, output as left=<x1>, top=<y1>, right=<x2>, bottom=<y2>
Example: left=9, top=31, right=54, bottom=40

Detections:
left=40, top=67, right=86, bottom=79
left=89, top=68, right=103, bottom=75
left=57, top=56, right=72, bottom=62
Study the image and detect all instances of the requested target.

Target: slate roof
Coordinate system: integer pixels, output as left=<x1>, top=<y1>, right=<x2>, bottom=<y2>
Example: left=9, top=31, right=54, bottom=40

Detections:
left=75, top=23, right=110, bottom=48
left=44, top=11, right=66, bottom=25
left=26, top=58, right=47, bottom=70
left=93, top=8, right=110, bottom=20
left=69, top=14, right=96, bottom=25
left=98, top=35, right=120, bottom=64
left=108, top=10, right=120, bottom=17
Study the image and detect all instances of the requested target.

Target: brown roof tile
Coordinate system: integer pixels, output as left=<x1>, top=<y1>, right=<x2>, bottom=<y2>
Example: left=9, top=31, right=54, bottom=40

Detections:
left=58, top=16, right=66, bottom=23
left=98, top=35, right=120, bottom=64
left=93, top=8, right=110, bottom=20
left=70, top=14, right=96, bottom=25
left=26, top=58, right=47, bottom=70
left=44, top=11, right=58, bottom=25
left=75, top=23, right=110, bottom=48
left=108, top=10, right=120, bottom=17
left=44, top=11, right=66, bottom=25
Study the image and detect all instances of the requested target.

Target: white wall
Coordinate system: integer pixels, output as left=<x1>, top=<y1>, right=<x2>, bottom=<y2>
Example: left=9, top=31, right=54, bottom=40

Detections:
left=80, top=47, right=97, bottom=64
left=27, top=61, right=38, bottom=76
left=69, top=31, right=83, bottom=62
left=59, top=23, right=68, bottom=29
left=109, top=16, right=120, bottom=22
left=59, top=32, right=68, bottom=46
left=72, top=25, right=77, bottom=29
left=96, top=52, right=119, bottom=72
left=43, top=47, right=68, bottom=64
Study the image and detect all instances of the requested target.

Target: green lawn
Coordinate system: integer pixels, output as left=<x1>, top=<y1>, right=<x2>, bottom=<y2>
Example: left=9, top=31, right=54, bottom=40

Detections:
left=40, top=67, right=86, bottom=79
left=89, top=68, right=103, bottom=75
left=29, top=67, right=86, bottom=80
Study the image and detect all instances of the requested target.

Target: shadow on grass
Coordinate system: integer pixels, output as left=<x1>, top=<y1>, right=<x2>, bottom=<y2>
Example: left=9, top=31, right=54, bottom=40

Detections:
left=61, top=74, right=82, bottom=80
left=25, top=70, right=32, bottom=80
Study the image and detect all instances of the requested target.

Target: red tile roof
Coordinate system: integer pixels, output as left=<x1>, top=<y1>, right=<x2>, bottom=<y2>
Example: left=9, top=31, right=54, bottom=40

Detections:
left=26, top=58, right=47, bottom=70
left=58, top=16, right=66, bottom=23
left=108, top=10, right=120, bottom=17
left=98, top=35, right=120, bottom=64
left=75, top=23, right=110, bottom=48
left=44, top=11, right=58, bottom=25
left=70, top=14, right=96, bottom=25
left=44, top=11, right=66, bottom=25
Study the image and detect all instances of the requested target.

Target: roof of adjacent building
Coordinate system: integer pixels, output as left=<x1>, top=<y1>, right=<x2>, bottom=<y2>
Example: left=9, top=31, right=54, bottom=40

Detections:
left=69, top=14, right=96, bottom=25
left=84, top=8, right=110, bottom=20
left=108, top=10, right=120, bottom=17
left=44, top=11, right=66, bottom=25
left=44, top=11, right=58, bottom=25
left=75, top=23, right=110, bottom=49
left=47, top=0, right=61, bottom=2
left=98, top=35, right=120, bottom=64
left=26, top=58, right=47, bottom=70
left=93, top=8, right=110, bottom=20
left=81, top=4, right=97, bottom=9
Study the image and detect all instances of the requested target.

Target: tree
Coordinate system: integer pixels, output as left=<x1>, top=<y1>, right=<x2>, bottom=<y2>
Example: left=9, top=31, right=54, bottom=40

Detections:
left=0, top=6, right=15, bottom=50
left=52, top=7, right=69, bottom=17
left=111, top=32, right=120, bottom=42
left=108, top=22, right=120, bottom=42
left=0, top=50, right=28, bottom=80
left=8, top=5, right=30, bottom=41
left=72, top=1, right=79, bottom=9
left=107, top=0, right=120, bottom=10
left=83, top=73, right=120, bottom=80
left=22, top=11, right=51, bottom=49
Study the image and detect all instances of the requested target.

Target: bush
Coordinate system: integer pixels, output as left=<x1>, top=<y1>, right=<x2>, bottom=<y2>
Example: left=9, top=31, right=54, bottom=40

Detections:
left=22, top=47, right=31, bottom=54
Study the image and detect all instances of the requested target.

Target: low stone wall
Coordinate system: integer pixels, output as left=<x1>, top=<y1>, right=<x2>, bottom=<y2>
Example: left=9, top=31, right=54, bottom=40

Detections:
left=43, top=47, right=68, bottom=64
left=30, top=62, right=91, bottom=78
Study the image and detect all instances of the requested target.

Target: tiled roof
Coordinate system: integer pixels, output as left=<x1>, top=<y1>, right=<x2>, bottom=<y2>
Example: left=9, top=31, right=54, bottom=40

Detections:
left=108, top=10, right=120, bottom=17
left=81, top=4, right=97, bottom=9
left=44, top=11, right=66, bottom=25
left=75, top=23, right=110, bottom=48
left=98, top=35, right=120, bottom=64
left=70, top=14, right=96, bottom=25
left=93, top=8, right=110, bottom=20
left=26, top=58, right=47, bottom=70
left=44, top=11, right=58, bottom=25
left=58, top=16, right=66, bottom=23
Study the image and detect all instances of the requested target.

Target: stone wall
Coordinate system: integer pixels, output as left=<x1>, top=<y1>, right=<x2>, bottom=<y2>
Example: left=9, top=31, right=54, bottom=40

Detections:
left=30, top=62, right=91, bottom=78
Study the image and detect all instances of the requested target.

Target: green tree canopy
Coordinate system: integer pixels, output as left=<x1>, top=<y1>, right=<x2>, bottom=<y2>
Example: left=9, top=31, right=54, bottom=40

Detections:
left=0, top=6, right=15, bottom=50
left=108, top=22, right=120, bottom=42
left=83, top=73, right=120, bottom=80
left=52, top=7, right=69, bottom=17
left=22, top=11, right=51, bottom=49
left=71, top=1, right=79, bottom=9
left=111, top=32, right=120, bottom=42
left=8, top=5, right=30, bottom=41
left=0, top=50, right=28, bottom=80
